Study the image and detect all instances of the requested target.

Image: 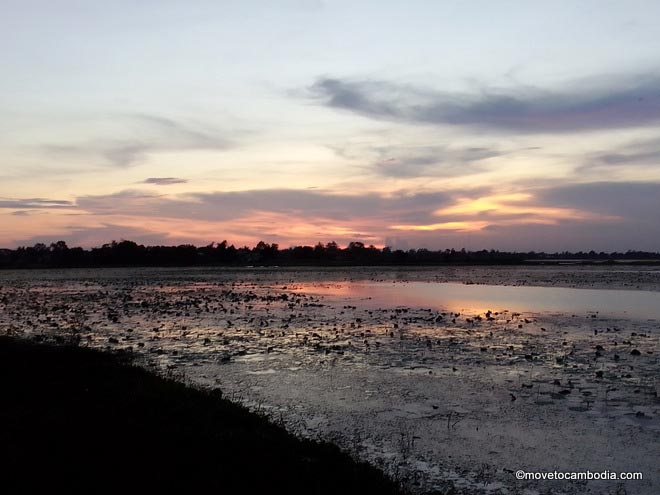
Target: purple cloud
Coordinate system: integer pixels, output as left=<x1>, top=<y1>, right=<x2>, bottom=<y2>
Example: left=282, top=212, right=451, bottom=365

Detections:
left=0, top=198, right=75, bottom=209
left=142, top=177, right=188, bottom=185
left=309, top=74, right=660, bottom=133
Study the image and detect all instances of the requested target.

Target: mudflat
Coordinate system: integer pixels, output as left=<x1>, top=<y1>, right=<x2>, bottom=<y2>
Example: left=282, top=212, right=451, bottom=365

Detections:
left=0, top=336, right=402, bottom=495
left=1, top=265, right=658, bottom=494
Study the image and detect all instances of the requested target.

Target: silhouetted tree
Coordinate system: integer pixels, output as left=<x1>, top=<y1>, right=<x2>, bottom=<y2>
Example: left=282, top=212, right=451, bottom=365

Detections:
left=1, top=238, right=659, bottom=269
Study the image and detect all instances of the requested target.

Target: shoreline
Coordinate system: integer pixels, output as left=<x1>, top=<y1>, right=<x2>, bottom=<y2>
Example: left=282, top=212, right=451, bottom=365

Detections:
left=2, top=264, right=660, bottom=292
left=0, top=336, right=404, bottom=495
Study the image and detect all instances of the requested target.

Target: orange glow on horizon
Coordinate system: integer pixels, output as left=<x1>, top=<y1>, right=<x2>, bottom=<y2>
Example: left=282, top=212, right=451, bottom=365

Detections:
left=0, top=209, right=385, bottom=249
left=433, top=192, right=613, bottom=222
left=390, top=221, right=491, bottom=232
left=0, top=187, right=623, bottom=249
left=388, top=192, right=621, bottom=233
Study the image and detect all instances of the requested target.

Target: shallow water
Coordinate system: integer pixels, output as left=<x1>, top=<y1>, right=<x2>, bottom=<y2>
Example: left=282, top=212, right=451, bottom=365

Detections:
left=1, top=266, right=659, bottom=494
left=294, top=281, right=660, bottom=320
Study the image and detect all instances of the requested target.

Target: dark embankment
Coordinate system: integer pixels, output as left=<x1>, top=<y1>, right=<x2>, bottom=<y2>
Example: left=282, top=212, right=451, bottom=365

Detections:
left=0, top=337, right=403, bottom=494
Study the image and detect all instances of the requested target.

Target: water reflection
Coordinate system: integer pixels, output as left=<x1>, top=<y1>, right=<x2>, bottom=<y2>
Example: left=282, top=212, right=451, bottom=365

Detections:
left=294, top=281, right=660, bottom=319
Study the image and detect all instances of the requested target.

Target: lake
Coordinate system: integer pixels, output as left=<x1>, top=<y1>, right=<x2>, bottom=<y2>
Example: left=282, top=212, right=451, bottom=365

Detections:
left=294, top=281, right=660, bottom=319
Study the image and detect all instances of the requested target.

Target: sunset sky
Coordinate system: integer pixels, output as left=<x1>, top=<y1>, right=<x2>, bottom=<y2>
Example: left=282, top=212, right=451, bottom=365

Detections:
left=2, top=0, right=660, bottom=251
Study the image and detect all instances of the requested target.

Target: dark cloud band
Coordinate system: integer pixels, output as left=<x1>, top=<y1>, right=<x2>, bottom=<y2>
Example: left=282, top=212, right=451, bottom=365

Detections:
left=142, top=177, right=188, bottom=185
left=309, top=75, right=660, bottom=133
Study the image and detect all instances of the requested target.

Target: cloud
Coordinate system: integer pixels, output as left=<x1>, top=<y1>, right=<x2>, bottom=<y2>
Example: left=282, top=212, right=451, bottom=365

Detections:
left=385, top=182, right=660, bottom=247
left=579, top=137, right=660, bottom=172
left=76, top=188, right=454, bottom=224
left=41, top=113, right=231, bottom=168
left=379, top=182, right=660, bottom=251
left=0, top=198, right=75, bottom=210
left=328, top=140, right=510, bottom=179
left=8, top=182, right=659, bottom=252
left=370, top=144, right=504, bottom=178
left=142, top=177, right=188, bottom=185
left=535, top=181, right=660, bottom=222
left=461, top=218, right=660, bottom=252
left=101, top=143, right=151, bottom=168
left=308, top=74, right=660, bottom=133
left=2, top=182, right=656, bottom=252
left=132, top=114, right=227, bottom=146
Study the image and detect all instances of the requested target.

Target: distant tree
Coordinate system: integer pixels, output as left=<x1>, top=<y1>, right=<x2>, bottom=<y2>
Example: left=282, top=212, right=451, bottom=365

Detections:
left=49, top=241, right=68, bottom=252
left=1, top=237, right=659, bottom=269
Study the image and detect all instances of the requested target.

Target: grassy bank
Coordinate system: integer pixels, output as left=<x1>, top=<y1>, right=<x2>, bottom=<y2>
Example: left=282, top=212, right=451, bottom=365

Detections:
left=0, top=337, right=404, bottom=494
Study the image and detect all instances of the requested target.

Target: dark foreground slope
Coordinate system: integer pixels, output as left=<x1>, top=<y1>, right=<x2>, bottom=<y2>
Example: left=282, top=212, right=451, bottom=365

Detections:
left=0, top=337, right=403, bottom=495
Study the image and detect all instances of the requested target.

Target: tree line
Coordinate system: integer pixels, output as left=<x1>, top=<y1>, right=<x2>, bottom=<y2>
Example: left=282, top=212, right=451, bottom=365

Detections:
left=1, top=239, right=659, bottom=268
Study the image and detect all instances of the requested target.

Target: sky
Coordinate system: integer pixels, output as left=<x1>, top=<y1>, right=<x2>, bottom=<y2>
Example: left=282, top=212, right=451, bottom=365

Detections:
left=2, top=0, right=660, bottom=251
